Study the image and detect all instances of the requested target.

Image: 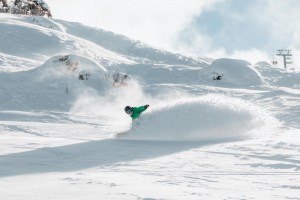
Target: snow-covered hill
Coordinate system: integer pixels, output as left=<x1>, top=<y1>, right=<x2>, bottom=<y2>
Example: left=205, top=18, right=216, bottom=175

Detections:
left=0, top=13, right=300, bottom=200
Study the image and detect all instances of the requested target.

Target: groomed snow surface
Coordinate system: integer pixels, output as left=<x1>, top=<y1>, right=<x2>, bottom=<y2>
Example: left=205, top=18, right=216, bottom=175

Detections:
left=0, top=14, right=300, bottom=200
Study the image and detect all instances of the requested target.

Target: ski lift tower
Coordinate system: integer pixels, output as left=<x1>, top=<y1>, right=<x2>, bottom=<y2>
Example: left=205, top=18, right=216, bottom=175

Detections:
left=276, top=49, right=293, bottom=69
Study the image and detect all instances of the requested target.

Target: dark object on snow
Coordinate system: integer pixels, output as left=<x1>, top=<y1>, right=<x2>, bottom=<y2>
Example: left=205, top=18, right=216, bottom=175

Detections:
left=112, top=71, right=131, bottom=86
left=58, top=55, right=69, bottom=62
left=78, top=70, right=91, bottom=80
left=213, top=72, right=223, bottom=80
left=79, top=74, right=84, bottom=80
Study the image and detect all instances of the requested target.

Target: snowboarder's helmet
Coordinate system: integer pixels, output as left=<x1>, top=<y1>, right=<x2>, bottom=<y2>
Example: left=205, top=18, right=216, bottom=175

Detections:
left=125, top=106, right=132, bottom=114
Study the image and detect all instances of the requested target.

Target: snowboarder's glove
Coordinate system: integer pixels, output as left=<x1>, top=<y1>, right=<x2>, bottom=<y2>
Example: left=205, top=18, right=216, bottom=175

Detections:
left=144, top=104, right=149, bottom=109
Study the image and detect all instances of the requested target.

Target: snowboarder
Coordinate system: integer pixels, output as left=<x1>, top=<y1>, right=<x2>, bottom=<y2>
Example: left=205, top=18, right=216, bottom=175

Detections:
left=124, top=105, right=149, bottom=120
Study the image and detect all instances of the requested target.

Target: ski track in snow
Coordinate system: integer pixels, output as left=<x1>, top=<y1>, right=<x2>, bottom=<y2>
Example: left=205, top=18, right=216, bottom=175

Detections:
left=0, top=13, right=300, bottom=200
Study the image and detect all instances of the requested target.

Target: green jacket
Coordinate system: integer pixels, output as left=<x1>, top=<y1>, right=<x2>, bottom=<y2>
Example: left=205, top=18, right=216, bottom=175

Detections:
left=131, top=106, right=147, bottom=120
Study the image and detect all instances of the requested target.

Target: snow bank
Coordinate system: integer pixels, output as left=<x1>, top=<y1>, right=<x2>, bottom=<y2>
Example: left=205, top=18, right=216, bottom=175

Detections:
left=200, top=58, right=264, bottom=87
left=120, top=95, right=279, bottom=141
left=33, top=54, right=106, bottom=79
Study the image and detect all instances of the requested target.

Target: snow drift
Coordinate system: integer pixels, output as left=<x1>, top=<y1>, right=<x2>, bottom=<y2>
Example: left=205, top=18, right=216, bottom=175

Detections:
left=200, top=58, right=265, bottom=87
left=119, top=95, right=279, bottom=141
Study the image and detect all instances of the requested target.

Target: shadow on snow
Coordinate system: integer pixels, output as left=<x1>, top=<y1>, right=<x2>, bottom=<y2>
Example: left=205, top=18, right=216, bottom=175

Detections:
left=0, top=138, right=232, bottom=177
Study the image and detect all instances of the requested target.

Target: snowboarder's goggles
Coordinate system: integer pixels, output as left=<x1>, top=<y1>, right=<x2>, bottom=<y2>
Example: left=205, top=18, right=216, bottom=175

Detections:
left=126, top=108, right=133, bottom=114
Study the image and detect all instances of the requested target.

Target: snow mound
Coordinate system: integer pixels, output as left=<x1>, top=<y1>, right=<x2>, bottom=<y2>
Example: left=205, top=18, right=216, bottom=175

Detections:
left=33, top=54, right=107, bottom=79
left=120, top=95, right=279, bottom=141
left=200, top=58, right=264, bottom=87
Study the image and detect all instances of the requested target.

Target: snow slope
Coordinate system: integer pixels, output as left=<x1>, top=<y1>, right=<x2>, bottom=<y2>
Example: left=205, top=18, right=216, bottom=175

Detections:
left=0, top=13, right=300, bottom=200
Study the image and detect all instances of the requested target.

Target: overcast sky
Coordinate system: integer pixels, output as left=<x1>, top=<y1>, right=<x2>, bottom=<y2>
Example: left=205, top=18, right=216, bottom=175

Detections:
left=47, top=0, right=300, bottom=68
